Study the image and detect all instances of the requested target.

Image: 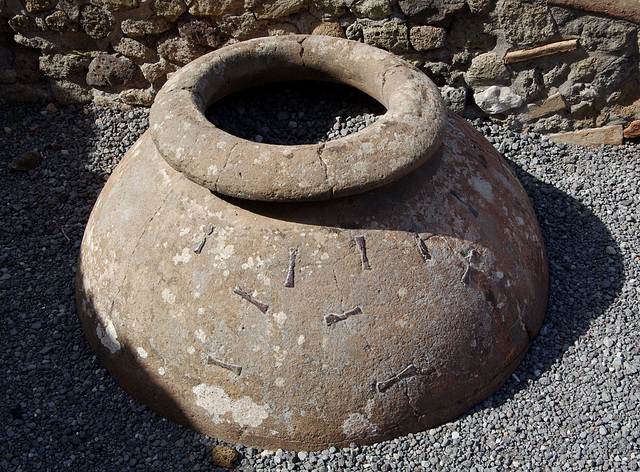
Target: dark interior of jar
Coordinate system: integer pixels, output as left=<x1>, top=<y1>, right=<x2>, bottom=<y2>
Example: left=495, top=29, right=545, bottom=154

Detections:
left=205, top=80, right=387, bottom=146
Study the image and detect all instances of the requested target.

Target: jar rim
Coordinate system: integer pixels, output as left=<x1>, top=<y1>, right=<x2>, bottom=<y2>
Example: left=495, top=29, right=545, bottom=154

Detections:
left=150, top=35, right=447, bottom=202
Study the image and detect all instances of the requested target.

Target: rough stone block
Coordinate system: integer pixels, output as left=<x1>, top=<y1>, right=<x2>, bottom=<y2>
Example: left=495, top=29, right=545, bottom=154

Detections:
left=362, top=21, right=408, bottom=54
left=498, top=0, right=557, bottom=46
left=157, top=36, right=207, bottom=65
left=398, top=0, right=465, bottom=23
left=80, top=5, right=115, bottom=40
left=112, top=37, right=155, bottom=61
left=152, top=0, right=188, bottom=22
left=548, top=125, right=623, bottom=147
left=410, top=25, right=446, bottom=51
left=39, top=53, right=89, bottom=79
left=102, top=0, right=138, bottom=12
left=86, top=54, right=142, bottom=88
left=311, top=21, right=345, bottom=37
left=178, top=16, right=220, bottom=48
left=465, top=52, right=509, bottom=88
left=121, top=17, right=172, bottom=37
left=51, top=79, right=92, bottom=104
left=347, top=0, right=391, bottom=20
left=45, top=10, right=77, bottom=33
left=255, top=0, right=307, bottom=20
left=580, top=18, right=637, bottom=53
left=24, top=0, right=58, bottom=14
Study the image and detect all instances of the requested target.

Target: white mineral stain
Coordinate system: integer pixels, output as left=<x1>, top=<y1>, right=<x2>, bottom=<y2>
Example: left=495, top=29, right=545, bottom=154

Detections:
left=192, top=384, right=269, bottom=427
left=96, top=318, right=121, bottom=354
left=194, top=329, right=207, bottom=343
left=187, top=346, right=195, bottom=355
left=158, top=367, right=165, bottom=376
left=297, top=334, right=305, bottom=345
left=223, top=270, right=230, bottom=277
left=136, top=347, right=148, bottom=359
left=471, top=176, right=494, bottom=203
left=241, top=257, right=255, bottom=270
left=162, top=288, right=176, bottom=304
left=516, top=216, right=525, bottom=225
left=198, top=307, right=205, bottom=315
left=342, top=413, right=379, bottom=437
left=273, top=312, right=287, bottom=328
left=398, top=287, right=408, bottom=297
left=321, top=252, right=329, bottom=261
left=173, top=247, right=193, bottom=264
left=179, top=227, right=190, bottom=236
left=275, top=377, right=285, bottom=387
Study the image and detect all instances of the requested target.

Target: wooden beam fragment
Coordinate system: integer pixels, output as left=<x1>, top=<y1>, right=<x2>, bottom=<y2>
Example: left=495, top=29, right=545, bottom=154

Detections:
left=505, top=39, right=578, bottom=64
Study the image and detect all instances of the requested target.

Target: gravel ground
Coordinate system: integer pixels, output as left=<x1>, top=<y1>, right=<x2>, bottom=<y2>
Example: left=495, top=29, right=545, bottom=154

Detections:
left=1, top=93, right=639, bottom=472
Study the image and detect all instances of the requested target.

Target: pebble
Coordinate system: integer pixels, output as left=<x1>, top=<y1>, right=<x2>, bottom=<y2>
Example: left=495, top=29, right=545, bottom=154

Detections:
left=1, top=94, right=639, bottom=472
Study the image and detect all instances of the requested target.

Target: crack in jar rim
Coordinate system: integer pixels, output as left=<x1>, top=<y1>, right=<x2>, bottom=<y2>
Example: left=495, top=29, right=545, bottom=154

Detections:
left=150, top=35, right=448, bottom=202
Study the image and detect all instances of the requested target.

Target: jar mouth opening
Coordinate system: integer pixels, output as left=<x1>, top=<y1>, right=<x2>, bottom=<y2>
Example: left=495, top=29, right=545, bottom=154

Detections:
left=150, top=35, right=448, bottom=202
left=205, top=80, right=388, bottom=146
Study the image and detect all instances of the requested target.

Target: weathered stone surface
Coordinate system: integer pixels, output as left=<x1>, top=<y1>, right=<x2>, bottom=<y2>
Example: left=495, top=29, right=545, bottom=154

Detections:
left=102, top=0, right=138, bottom=12
left=80, top=5, right=114, bottom=39
left=511, top=69, right=544, bottom=102
left=410, top=25, right=446, bottom=51
left=152, top=0, right=188, bottom=22
left=441, top=85, right=467, bottom=114
left=39, top=53, right=89, bottom=79
left=465, top=52, right=509, bottom=89
left=593, top=57, right=639, bottom=98
left=13, top=32, right=59, bottom=52
left=504, top=39, right=578, bottom=64
left=361, top=21, right=408, bottom=53
left=255, top=0, right=307, bottom=20
left=466, top=0, right=490, bottom=14
left=120, top=87, right=155, bottom=106
left=45, top=10, right=77, bottom=32
left=24, top=0, right=57, bottom=14
left=474, top=85, right=523, bottom=114
left=112, top=37, right=154, bottom=61
left=448, top=15, right=495, bottom=50
left=8, top=14, right=43, bottom=33
left=310, top=0, right=346, bottom=18
left=311, top=21, right=344, bottom=37
left=526, top=92, right=566, bottom=119
left=580, top=18, right=637, bottom=53
left=548, top=0, right=640, bottom=25
left=217, top=13, right=264, bottom=39
left=157, top=36, right=207, bottom=65
left=498, top=0, right=556, bottom=47
left=121, top=17, right=172, bottom=37
left=178, top=16, right=220, bottom=48
left=86, top=54, right=142, bottom=88
left=347, top=0, right=391, bottom=19
left=624, top=120, right=640, bottom=139
left=397, top=0, right=465, bottom=23
left=548, top=125, right=623, bottom=147
left=140, top=58, right=174, bottom=84
left=267, top=21, right=299, bottom=36
left=51, top=79, right=92, bottom=103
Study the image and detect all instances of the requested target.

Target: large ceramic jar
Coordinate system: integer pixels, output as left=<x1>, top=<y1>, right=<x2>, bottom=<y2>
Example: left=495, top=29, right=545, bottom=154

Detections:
left=76, top=35, right=548, bottom=451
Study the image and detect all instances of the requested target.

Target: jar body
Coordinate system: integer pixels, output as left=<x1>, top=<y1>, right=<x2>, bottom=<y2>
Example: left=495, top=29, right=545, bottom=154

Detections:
left=76, top=111, right=548, bottom=450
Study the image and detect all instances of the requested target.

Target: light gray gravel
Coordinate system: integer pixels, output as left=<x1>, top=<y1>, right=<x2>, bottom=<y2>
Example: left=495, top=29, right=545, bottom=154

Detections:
left=1, top=92, right=639, bottom=472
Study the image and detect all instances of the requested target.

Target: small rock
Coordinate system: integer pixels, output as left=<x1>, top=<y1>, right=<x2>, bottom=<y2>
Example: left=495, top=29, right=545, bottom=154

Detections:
left=9, top=151, right=41, bottom=171
left=46, top=103, right=58, bottom=114
left=211, top=445, right=238, bottom=469
left=623, top=119, right=640, bottom=139
left=605, top=246, right=616, bottom=255
left=474, top=86, right=523, bottom=115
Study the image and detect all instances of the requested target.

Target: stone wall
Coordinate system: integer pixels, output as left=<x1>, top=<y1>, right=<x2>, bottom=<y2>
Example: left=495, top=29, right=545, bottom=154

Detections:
left=1, top=0, right=638, bottom=133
